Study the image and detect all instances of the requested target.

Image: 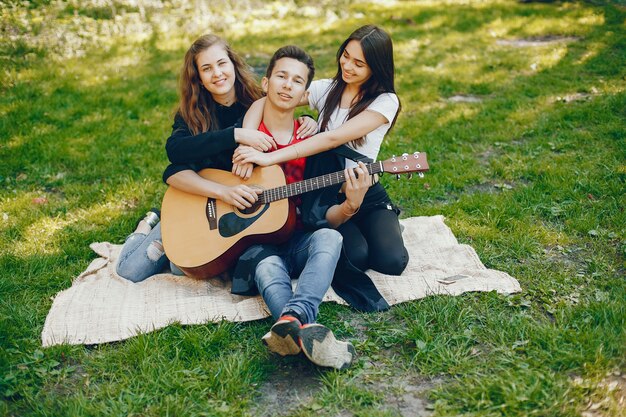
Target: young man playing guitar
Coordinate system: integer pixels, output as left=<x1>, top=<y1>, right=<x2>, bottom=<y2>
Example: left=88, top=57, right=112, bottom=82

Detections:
left=239, top=46, right=357, bottom=370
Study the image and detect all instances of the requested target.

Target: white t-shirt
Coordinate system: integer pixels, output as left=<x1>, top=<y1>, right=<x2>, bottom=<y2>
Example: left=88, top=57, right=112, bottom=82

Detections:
left=308, top=79, right=399, bottom=167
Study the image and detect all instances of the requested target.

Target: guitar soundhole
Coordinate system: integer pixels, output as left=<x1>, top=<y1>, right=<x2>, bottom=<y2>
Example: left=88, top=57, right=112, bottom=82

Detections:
left=239, top=203, right=263, bottom=215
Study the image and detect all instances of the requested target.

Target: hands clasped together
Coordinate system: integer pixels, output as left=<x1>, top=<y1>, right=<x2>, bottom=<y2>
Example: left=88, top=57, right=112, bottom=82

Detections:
left=231, top=116, right=317, bottom=179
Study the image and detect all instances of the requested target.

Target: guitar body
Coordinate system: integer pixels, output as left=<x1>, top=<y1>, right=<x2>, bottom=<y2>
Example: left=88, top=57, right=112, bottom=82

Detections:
left=160, top=151, right=429, bottom=279
left=161, top=165, right=295, bottom=279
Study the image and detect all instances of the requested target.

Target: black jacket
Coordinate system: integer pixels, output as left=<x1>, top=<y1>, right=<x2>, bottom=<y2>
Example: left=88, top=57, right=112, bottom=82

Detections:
left=162, top=103, right=245, bottom=183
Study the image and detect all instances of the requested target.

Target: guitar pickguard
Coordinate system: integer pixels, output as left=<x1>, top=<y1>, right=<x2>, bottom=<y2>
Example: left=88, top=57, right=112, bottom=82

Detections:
left=218, top=204, right=270, bottom=237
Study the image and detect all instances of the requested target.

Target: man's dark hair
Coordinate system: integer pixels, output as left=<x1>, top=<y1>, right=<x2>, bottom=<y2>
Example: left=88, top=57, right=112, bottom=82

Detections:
left=266, top=45, right=315, bottom=88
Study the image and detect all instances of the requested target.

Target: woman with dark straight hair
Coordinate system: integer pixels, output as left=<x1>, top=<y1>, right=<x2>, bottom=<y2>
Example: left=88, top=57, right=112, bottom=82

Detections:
left=235, top=24, right=409, bottom=288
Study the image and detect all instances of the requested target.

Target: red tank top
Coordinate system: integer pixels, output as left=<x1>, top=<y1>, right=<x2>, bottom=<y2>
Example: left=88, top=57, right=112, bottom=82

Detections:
left=258, top=120, right=309, bottom=228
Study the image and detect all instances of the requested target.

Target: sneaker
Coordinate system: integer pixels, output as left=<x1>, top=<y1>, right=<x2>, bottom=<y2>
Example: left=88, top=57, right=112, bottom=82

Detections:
left=299, top=324, right=356, bottom=370
left=135, top=208, right=160, bottom=231
left=143, top=208, right=160, bottom=228
left=262, top=316, right=302, bottom=356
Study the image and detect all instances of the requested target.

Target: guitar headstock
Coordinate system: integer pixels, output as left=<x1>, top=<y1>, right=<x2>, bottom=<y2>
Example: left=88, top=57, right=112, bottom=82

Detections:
left=380, top=152, right=429, bottom=178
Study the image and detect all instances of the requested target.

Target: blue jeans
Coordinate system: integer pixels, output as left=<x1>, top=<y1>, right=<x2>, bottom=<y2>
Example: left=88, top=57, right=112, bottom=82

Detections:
left=116, top=222, right=183, bottom=283
left=254, top=228, right=342, bottom=324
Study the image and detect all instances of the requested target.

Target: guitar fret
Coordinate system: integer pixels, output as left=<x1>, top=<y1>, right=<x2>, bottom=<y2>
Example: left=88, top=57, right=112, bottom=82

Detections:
left=260, top=159, right=389, bottom=205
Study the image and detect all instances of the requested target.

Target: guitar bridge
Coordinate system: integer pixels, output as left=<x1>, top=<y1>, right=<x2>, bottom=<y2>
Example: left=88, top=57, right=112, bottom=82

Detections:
left=205, top=198, right=218, bottom=230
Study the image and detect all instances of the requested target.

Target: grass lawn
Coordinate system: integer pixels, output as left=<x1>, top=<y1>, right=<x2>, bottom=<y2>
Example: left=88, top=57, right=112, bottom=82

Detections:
left=1, top=1, right=624, bottom=416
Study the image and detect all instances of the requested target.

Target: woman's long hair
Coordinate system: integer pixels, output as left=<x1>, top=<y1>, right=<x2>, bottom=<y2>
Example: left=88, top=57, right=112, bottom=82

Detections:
left=178, top=34, right=263, bottom=135
left=319, top=25, right=401, bottom=147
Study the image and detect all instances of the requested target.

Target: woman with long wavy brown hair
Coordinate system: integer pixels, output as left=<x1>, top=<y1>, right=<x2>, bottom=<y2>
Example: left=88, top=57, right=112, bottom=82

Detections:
left=115, top=34, right=317, bottom=283
left=177, top=34, right=262, bottom=135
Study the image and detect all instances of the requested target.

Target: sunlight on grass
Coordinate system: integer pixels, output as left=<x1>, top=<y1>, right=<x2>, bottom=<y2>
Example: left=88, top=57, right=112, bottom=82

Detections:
left=0, top=101, right=18, bottom=119
left=415, top=14, right=449, bottom=31
left=534, top=46, right=569, bottom=72
left=1, top=1, right=624, bottom=416
left=73, top=52, right=152, bottom=88
left=5, top=134, right=27, bottom=150
left=485, top=18, right=511, bottom=39
left=575, top=42, right=602, bottom=65
left=231, top=15, right=354, bottom=39
left=13, top=215, right=74, bottom=256
left=404, top=0, right=509, bottom=6
left=507, top=98, right=562, bottom=129
left=527, top=222, right=573, bottom=247
left=448, top=216, right=500, bottom=240
left=31, top=123, right=59, bottom=141
left=603, top=80, right=626, bottom=95
left=398, top=31, right=572, bottom=88
left=544, top=83, right=625, bottom=106
left=434, top=105, right=481, bottom=127
left=2, top=181, right=162, bottom=257
left=77, top=112, right=110, bottom=125
left=485, top=10, right=603, bottom=38
left=401, top=102, right=448, bottom=121
left=154, top=36, right=194, bottom=53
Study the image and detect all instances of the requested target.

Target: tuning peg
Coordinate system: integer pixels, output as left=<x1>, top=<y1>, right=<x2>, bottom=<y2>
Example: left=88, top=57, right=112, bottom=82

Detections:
left=402, top=153, right=408, bottom=160
left=407, top=173, right=413, bottom=179
left=395, top=174, right=401, bottom=180
left=391, top=155, right=396, bottom=162
left=419, top=172, right=425, bottom=178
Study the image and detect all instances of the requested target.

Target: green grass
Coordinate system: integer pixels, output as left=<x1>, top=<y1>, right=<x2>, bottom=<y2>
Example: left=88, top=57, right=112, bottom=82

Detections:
left=1, top=1, right=625, bottom=416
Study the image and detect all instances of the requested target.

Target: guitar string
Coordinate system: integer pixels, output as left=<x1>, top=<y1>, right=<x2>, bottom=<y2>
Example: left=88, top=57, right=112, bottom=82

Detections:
left=259, top=162, right=383, bottom=204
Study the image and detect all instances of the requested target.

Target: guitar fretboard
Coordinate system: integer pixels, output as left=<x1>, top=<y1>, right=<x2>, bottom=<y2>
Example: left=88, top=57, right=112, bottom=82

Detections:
left=259, top=161, right=383, bottom=204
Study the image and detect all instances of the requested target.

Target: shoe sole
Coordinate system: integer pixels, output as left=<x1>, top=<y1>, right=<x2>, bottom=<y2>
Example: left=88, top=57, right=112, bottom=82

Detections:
left=262, top=319, right=302, bottom=356
left=299, top=324, right=356, bottom=370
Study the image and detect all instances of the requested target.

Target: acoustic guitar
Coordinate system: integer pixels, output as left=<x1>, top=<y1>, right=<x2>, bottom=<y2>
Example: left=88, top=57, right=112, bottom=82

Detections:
left=161, top=152, right=429, bottom=279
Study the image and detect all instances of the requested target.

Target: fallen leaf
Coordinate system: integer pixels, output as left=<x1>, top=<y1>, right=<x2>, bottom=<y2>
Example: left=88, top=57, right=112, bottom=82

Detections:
left=32, top=197, right=48, bottom=205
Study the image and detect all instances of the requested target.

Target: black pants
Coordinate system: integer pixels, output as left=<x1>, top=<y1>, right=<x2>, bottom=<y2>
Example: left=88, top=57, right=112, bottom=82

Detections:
left=337, top=202, right=409, bottom=275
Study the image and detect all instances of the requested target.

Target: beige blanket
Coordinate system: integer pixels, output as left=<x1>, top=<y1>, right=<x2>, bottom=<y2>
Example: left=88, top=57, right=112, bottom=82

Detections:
left=41, top=216, right=521, bottom=346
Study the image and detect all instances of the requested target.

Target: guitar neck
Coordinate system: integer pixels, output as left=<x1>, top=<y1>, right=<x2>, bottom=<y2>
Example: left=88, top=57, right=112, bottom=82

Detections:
left=259, top=161, right=383, bottom=204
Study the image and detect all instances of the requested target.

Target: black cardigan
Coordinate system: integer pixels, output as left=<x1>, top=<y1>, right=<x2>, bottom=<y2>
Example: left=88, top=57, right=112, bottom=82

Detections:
left=162, top=103, right=245, bottom=183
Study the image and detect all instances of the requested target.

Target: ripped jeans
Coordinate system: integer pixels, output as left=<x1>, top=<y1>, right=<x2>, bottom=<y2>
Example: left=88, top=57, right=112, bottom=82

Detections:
left=116, top=222, right=183, bottom=283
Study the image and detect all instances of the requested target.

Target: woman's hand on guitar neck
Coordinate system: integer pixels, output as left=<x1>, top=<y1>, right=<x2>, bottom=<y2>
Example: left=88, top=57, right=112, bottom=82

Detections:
left=218, top=184, right=262, bottom=210
left=344, top=161, right=372, bottom=210
left=325, top=162, right=372, bottom=228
